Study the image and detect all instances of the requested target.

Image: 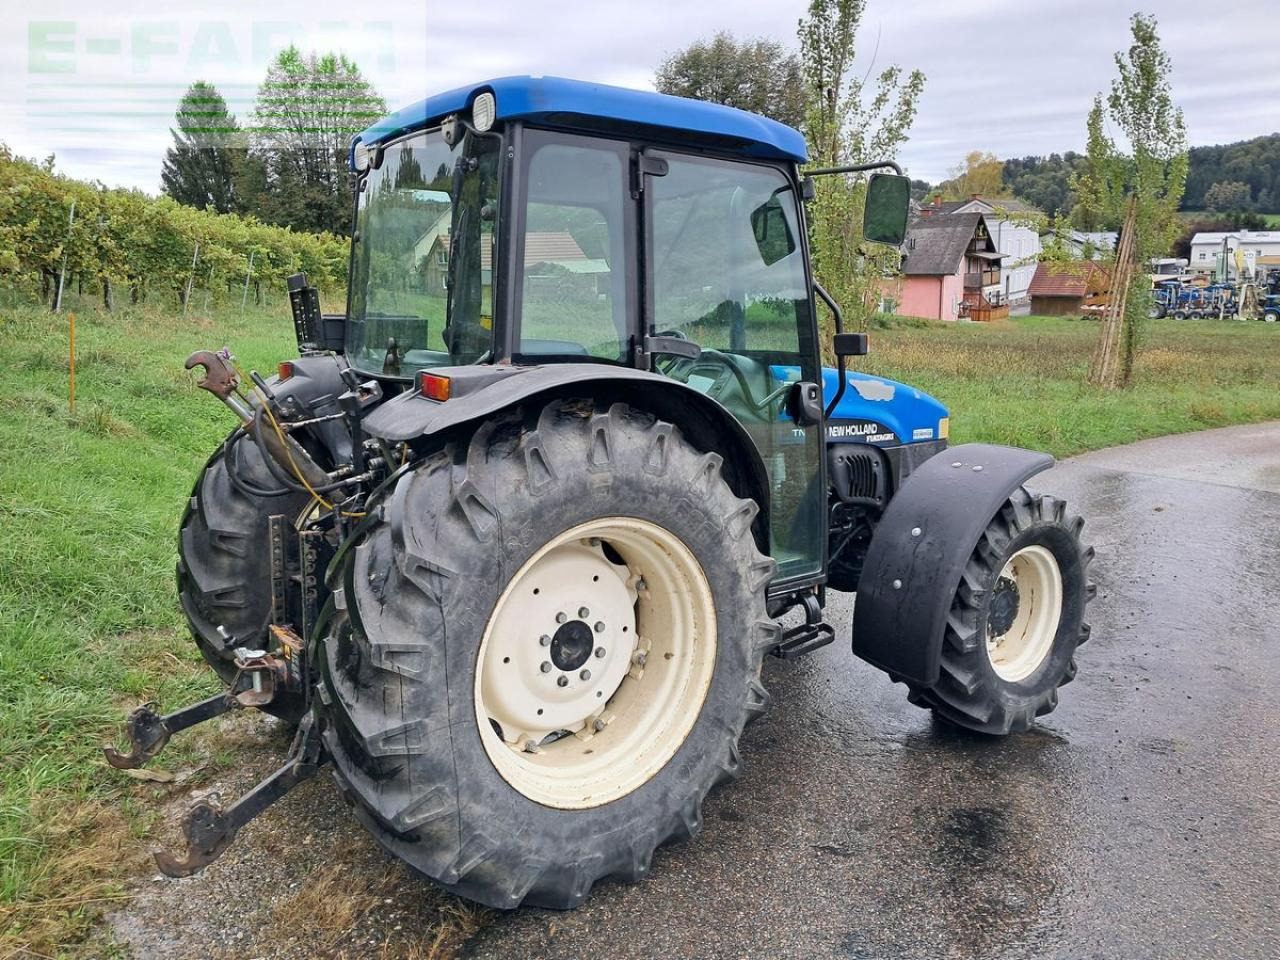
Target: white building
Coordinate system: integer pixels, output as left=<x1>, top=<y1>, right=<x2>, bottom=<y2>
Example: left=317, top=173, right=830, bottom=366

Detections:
left=915, top=196, right=1042, bottom=304
left=1188, top=230, right=1280, bottom=280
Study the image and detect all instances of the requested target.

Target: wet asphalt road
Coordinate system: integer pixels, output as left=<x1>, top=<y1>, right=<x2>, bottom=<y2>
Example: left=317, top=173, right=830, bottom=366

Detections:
left=112, top=424, right=1280, bottom=959
left=463, top=423, right=1280, bottom=960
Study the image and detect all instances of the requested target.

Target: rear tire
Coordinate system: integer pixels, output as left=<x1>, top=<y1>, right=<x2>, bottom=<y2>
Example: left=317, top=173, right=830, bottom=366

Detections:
left=906, top=487, right=1094, bottom=734
left=177, top=432, right=310, bottom=720
left=319, top=399, right=776, bottom=909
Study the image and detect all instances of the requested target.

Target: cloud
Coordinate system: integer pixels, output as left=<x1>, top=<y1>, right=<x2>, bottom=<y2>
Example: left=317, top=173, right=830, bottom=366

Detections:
left=4, top=0, right=1276, bottom=191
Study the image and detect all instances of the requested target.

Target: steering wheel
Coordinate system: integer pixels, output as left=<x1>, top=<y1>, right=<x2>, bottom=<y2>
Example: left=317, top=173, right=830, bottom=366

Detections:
left=656, top=339, right=789, bottom=417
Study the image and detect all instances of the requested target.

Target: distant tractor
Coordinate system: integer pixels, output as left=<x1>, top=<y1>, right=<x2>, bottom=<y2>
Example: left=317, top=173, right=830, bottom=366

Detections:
left=107, top=77, right=1095, bottom=910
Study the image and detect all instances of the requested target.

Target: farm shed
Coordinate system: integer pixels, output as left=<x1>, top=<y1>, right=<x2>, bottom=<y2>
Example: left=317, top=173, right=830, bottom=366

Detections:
left=1028, top=261, right=1111, bottom=316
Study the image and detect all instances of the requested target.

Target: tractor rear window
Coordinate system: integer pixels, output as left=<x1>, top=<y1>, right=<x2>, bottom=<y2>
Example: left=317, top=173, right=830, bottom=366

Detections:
left=346, top=128, right=500, bottom=377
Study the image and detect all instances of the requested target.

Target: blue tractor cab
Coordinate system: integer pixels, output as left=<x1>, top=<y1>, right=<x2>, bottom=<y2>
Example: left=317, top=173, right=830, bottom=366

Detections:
left=130, top=76, right=1093, bottom=911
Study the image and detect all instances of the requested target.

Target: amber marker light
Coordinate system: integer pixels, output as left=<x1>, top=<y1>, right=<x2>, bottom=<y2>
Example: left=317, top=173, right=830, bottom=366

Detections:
left=417, top=372, right=452, bottom=402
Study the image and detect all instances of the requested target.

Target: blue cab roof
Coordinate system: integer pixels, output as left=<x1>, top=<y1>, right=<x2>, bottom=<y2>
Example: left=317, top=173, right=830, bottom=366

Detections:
left=354, top=75, right=808, bottom=164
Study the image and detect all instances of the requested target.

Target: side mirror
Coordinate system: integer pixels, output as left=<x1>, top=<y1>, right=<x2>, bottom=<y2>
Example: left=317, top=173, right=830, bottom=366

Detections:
left=750, top=192, right=797, bottom=266
left=834, top=332, right=869, bottom=357
left=863, top=173, right=910, bottom=247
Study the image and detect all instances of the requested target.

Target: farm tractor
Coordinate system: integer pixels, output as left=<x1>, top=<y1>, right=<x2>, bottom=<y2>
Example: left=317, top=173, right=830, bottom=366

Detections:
left=106, top=77, right=1094, bottom=909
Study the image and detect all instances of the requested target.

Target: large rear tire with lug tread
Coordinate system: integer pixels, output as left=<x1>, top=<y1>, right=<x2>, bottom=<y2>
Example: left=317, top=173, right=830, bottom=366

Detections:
left=906, top=487, right=1094, bottom=734
left=319, top=399, right=776, bottom=909
left=177, top=431, right=310, bottom=720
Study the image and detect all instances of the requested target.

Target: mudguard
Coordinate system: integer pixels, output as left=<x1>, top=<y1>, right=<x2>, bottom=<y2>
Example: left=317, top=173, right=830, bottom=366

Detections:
left=360, top=363, right=773, bottom=552
left=851, top=443, right=1054, bottom=685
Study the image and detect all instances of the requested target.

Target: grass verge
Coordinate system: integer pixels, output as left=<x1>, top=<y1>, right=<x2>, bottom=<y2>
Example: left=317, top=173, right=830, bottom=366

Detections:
left=1, top=296, right=1277, bottom=956
left=867, top=313, right=1280, bottom=456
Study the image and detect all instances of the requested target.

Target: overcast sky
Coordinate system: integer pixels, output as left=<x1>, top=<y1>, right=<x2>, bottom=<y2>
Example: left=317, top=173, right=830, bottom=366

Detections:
left=2, top=0, right=1277, bottom=193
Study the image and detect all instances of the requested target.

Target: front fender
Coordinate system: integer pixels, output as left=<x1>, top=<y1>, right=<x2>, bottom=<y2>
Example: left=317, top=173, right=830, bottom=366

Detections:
left=851, top=443, right=1054, bottom=685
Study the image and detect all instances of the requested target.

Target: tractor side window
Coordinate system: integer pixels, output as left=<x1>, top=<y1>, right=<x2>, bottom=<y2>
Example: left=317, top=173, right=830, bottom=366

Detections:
left=517, top=133, right=629, bottom=361
left=649, top=154, right=823, bottom=582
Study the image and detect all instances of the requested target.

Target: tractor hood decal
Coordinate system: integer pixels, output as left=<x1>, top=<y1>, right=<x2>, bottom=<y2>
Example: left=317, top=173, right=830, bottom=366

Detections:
left=770, top=365, right=949, bottom=447
left=826, top=419, right=899, bottom=445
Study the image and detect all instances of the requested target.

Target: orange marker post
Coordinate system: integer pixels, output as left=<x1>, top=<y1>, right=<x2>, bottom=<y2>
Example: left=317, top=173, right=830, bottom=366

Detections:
left=68, top=312, right=76, bottom=413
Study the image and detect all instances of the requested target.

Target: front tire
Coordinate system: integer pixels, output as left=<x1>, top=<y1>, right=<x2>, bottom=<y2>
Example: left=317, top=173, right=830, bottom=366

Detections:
left=319, top=399, right=776, bottom=909
left=907, top=487, right=1093, bottom=734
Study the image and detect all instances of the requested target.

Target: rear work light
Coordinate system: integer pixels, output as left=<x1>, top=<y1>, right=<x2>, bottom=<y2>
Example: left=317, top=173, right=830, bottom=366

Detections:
left=417, top=372, right=452, bottom=402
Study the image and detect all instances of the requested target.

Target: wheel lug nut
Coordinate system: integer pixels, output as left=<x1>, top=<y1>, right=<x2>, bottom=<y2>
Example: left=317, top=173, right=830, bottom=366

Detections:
left=635, top=578, right=647, bottom=592
left=594, top=621, right=605, bottom=633
left=578, top=606, right=590, bottom=619
left=580, top=669, right=591, bottom=681
left=557, top=675, right=569, bottom=687
left=632, top=651, right=647, bottom=666
left=539, top=634, right=551, bottom=646
left=555, top=612, right=567, bottom=624
left=540, top=661, right=552, bottom=673
left=593, top=718, right=606, bottom=732
left=594, top=646, right=606, bottom=658
left=523, top=740, right=538, bottom=753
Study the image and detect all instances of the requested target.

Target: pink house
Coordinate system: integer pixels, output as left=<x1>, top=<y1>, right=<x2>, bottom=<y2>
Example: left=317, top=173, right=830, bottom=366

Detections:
left=897, top=213, right=1008, bottom=321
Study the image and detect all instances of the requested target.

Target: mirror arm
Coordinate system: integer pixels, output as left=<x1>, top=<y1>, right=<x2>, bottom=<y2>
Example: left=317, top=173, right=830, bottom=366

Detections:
left=805, top=160, right=904, bottom=178
left=814, top=281, right=847, bottom=420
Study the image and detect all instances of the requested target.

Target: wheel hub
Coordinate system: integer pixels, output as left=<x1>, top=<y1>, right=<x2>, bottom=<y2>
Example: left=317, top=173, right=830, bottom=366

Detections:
left=987, top=576, right=1020, bottom=636
left=550, top=620, right=595, bottom=672
left=479, top=540, right=637, bottom=746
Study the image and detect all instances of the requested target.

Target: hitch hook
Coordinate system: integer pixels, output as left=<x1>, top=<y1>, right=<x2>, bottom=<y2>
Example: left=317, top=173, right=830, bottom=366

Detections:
left=153, top=717, right=326, bottom=878
left=103, top=694, right=234, bottom=770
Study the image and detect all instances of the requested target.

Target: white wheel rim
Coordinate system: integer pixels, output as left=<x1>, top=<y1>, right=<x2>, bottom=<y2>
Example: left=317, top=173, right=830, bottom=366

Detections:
left=475, top=517, right=716, bottom=809
left=985, top=544, right=1062, bottom=683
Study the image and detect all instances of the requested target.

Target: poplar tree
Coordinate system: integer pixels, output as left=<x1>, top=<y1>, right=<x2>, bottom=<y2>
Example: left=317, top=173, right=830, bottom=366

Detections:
left=1075, top=13, right=1188, bottom=388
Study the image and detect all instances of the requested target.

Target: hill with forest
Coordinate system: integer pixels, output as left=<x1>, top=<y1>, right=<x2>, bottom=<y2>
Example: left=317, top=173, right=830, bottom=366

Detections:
left=925, top=133, right=1280, bottom=220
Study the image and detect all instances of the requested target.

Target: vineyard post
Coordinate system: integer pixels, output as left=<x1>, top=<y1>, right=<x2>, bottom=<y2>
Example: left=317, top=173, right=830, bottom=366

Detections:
left=183, top=241, right=201, bottom=315
left=241, top=250, right=255, bottom=314
left=54, top=199, right=77, bottom=312
left=203, top=263, right=214, bottom=312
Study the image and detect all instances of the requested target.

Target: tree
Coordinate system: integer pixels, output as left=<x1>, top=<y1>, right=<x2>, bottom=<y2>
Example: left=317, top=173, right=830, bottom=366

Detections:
left=655, top=32, right=807, bottom=129
left=1074, top=13, right=1188, bottom=389
left=248, top=47, right=387, bottom=234
left=940, top=151, right=1007, bottom=200
left=160, top=82, right=241, bottom=214
left=799, top=0, right=925, bottom=335
left=1203, top=180, right=1253, bottom=212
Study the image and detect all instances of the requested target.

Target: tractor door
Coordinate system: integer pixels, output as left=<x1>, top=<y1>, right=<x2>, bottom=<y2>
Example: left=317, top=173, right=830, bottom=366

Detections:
left=644, top=152, right=824, bottom=584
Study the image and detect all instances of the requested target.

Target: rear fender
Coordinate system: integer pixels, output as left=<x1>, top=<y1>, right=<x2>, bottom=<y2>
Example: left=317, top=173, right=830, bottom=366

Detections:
left=361, top=364, right=773, bottom=553
left=851, top=443, right=1054, bottom=684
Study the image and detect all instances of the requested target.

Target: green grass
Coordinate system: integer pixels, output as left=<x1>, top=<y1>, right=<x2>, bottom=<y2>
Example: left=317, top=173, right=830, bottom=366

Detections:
left=867, top=313, right=1280, bottom=457
left=0, top=296, right=299, bottom=956
left=1, top=295, right=1278, bottom=955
